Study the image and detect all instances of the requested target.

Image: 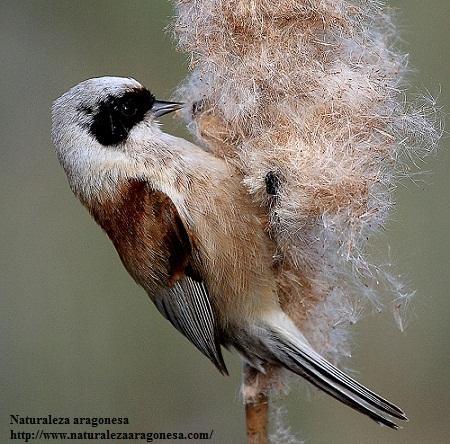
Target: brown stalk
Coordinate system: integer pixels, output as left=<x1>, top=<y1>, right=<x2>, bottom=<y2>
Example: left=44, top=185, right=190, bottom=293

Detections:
left=242, top=363, right=271, bottom=444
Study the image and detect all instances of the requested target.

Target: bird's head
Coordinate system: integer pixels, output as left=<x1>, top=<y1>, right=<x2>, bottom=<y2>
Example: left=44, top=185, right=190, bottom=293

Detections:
left=52, top=76, right=182, bottom=161
left=52, top=76, right=182, bottom=196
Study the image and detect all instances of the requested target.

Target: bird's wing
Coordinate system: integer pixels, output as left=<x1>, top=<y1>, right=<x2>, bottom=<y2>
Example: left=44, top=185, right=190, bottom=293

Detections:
left=155, top=277, right=227, bottom=374
left=88, top=179, right=227, bottom=374
left=142, top=185, right=228, bottom=375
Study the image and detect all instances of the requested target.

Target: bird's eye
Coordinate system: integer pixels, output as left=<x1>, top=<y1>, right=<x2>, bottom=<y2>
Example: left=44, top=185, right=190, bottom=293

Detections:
left=119, top=101, right=137, bottom=117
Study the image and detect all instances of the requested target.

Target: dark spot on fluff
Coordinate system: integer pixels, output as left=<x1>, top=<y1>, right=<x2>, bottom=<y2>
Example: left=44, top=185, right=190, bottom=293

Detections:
left=265, top=171, right=280, bottom=196
left=88, top=88, right=155, bottom=146
left=192, top=100, right=205, bottom=116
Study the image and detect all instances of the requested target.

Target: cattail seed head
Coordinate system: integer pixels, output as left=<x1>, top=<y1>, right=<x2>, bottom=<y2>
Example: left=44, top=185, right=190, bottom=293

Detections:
left=172, top=0, right=440, bottom=366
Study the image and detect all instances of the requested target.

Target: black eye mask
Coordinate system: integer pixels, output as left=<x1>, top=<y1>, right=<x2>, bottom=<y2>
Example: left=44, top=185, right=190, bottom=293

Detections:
left=89, top=88, right=155, bottom=146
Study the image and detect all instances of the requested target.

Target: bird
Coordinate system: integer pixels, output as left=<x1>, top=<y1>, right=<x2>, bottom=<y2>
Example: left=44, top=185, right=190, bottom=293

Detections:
left=52, top=76, right=408, bottom=429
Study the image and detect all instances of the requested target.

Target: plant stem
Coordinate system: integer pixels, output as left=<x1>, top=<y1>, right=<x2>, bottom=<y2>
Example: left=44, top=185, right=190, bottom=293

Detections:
left=243, top=363, right=269, bottom=444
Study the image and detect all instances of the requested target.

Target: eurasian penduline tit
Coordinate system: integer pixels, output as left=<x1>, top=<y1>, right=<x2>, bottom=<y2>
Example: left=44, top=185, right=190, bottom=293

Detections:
left=52, top=76, right=407, bottom=429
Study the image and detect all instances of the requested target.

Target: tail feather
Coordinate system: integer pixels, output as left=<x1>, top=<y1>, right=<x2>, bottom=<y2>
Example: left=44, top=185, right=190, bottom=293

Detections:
left=284, top=355, right=401, bottom=429
left=273, top=328, right=407, bottom=420
left=247, top=320, right=408, bottom=429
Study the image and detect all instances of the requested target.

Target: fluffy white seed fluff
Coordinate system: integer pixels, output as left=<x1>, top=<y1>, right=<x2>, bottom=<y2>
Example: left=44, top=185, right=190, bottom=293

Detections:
left=171, top=0, right=440, bottom=396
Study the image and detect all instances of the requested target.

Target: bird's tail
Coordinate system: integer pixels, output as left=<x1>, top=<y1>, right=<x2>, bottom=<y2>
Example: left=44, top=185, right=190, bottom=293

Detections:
left=240, top=312, right=408, bottom=430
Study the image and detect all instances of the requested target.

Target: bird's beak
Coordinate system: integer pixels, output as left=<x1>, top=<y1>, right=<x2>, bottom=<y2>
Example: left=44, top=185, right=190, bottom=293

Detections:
left=152, top=100, right=184, bottom=118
